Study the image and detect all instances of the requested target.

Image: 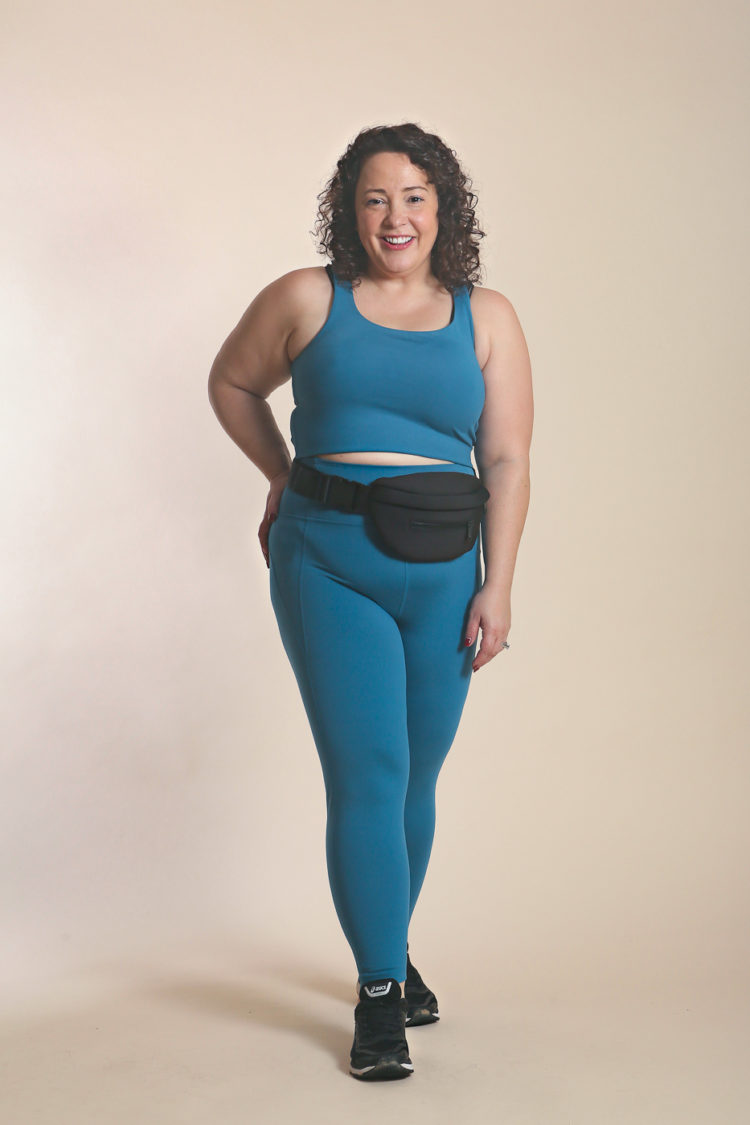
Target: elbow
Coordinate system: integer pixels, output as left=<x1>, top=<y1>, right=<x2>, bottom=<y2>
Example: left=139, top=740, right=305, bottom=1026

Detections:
left=207, top=362, right=233, bottom=415
left=207, top=358, right=221, bottom=394
left=477, top=453, right=530, bottom=475
left=207, top=368, right=221, bottom=411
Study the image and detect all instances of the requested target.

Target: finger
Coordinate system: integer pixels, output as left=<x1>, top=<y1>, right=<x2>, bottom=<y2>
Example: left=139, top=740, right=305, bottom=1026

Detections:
left=261, top=508, right=281, bottom=569
left=472, top=635, right=509, bottom=672
left=464, top=616, right=481, bottom=648
left=472, top=629, right=496, bottom=671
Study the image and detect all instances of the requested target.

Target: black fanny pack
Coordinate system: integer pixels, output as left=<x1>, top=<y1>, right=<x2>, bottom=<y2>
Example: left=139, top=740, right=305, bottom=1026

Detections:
left=287, top=460, right=490, bottom=562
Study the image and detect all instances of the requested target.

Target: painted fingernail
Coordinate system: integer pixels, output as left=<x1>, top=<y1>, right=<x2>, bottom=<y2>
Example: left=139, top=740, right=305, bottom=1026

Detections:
left=465, top=637, right=471, bottom=646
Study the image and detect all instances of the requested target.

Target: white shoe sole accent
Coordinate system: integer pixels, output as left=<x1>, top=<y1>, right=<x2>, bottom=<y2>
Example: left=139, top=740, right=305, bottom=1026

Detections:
left=350, top=1062, right=414, bottom=1075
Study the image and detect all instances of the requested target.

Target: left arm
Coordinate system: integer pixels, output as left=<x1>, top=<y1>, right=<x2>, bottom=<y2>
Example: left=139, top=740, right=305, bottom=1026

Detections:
left=466, top=290, right=534, bottom=671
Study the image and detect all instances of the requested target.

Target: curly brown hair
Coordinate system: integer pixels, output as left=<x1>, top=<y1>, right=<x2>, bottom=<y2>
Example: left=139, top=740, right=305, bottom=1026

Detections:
left=310, top=122, right=486, bottom=292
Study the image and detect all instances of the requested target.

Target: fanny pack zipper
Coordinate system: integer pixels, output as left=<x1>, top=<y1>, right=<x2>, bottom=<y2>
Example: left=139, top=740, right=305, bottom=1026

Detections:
left=409, top=519, right=468, bottom=527
left=409, top=518, right=478, bottom=541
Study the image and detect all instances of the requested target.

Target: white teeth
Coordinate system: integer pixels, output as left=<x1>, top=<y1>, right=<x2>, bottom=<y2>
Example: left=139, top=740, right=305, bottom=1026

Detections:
left=383, top=236, right=413, bottom=244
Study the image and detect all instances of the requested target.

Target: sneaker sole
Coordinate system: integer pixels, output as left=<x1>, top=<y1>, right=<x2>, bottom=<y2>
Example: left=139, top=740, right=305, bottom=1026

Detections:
left=405, top=1007, right=440, bottom=1027
left=350, top=1058, right=414, bottom=1081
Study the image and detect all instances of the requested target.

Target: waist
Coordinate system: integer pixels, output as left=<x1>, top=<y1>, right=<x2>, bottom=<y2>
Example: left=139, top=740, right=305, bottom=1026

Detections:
left=289, top=409, right=479, bottom=471
left=316, top=451, right=455, bottom=466
left=278, top=455, right=478, bottom=523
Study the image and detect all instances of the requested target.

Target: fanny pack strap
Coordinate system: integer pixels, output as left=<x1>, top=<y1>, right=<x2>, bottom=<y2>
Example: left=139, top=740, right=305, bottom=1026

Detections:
left=287, top=460, right=373, bottom=513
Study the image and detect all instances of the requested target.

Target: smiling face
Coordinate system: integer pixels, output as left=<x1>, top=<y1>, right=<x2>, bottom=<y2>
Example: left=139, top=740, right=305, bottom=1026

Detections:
left=354, top=151, right=439, bottom=280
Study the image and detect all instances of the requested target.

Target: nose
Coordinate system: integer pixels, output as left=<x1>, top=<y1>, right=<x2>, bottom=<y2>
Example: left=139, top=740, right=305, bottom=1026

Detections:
left=382, top=204, right=408, bottom=229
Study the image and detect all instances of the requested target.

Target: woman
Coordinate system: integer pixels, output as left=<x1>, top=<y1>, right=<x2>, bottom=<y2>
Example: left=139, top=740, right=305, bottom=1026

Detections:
left=208, top=123, right=533, bottom=1081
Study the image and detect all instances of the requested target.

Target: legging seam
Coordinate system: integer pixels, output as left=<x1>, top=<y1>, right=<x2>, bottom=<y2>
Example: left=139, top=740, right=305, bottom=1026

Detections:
left=296, top=518, right=326, bottom=762
left=272, top=517, right=326, bottom=751
left=396, top=559, right=410, bottom=619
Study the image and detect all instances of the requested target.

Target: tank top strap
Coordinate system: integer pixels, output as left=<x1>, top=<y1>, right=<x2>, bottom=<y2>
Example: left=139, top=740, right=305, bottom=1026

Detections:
left=326, top=262, right=359, bottom=322
left=318, top=262, right=348, bottom=329
left=453, top=281, right=477, bottom=346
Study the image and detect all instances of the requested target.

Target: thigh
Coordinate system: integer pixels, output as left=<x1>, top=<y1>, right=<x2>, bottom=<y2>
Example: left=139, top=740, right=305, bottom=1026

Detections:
left=399, top=542, right=483, bottom=765
left=269, top=513, right=410, bottom=794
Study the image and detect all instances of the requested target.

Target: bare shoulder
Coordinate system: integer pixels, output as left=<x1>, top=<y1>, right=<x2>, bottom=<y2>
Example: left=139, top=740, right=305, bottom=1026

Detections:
left=276, top=264, right=331, bottom=306
left=469, top=283, right=518, bottom=317
left=245, top=264, right=330, bottom=326
left=208, top=266, right=330, bottom=398
left=469, top=284, right=526, bottom=372
left=284, top=262, right=333, bottom=304
left=284, top=266, right=336, bottom=363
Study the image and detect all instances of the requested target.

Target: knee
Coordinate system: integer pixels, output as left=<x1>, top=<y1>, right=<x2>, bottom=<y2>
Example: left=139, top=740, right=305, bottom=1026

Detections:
left=326, top=754, right=409, bottom=809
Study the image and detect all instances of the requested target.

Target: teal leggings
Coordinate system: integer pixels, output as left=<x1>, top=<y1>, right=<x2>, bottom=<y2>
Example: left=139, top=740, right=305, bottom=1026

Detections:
left=267, top=455, right=482, bottom=984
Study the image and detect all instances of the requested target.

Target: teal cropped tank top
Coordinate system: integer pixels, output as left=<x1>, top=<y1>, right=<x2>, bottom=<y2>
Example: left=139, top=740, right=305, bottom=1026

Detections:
left=288, top=264, right=485, bottom=470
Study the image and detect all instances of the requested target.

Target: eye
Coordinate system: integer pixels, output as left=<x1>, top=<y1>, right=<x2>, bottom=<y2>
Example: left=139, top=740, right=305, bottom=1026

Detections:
left=365, top=195, right=425, bottom=206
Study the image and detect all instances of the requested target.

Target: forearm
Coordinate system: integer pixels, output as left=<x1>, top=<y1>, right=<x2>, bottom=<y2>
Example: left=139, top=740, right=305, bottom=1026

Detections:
left=208, top=373, right=292, bottom=484
left=477, top=458, right=530, bottom=593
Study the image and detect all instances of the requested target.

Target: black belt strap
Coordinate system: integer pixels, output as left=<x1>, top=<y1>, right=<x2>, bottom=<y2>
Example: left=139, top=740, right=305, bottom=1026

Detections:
left=287, top=460, right=372, bottom=513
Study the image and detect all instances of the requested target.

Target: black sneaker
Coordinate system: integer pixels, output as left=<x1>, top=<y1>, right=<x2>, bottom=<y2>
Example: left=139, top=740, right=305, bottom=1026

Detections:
left=405, top=942, right=440, bottom=1027
left=349, top=979, right=414, bottom=1081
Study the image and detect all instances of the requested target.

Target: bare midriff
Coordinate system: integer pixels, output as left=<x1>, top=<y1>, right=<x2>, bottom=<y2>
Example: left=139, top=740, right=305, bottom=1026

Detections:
left=317, top=452, right=453, bottom=465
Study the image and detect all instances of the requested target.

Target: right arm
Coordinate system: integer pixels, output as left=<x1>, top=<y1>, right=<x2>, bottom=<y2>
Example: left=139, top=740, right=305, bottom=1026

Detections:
left=207, top=271, right=301, bottom=567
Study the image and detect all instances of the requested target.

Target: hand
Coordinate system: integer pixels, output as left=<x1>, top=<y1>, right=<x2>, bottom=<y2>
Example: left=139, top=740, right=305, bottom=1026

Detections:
left=259, top=469, right=291, bottom=569
left=464, top=584, right=511, bottom=672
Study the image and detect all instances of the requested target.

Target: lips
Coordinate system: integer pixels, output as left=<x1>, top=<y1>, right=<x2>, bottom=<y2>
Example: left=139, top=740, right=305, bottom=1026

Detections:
left=381, top=236, right=415, bottom=249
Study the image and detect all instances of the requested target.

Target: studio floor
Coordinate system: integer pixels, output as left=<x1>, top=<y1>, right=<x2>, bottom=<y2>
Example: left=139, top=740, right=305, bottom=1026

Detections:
left=2, top=936, right=747, bottom=1125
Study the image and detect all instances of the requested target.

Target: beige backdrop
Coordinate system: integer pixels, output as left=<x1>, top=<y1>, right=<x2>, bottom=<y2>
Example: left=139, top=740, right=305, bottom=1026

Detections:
left=3, top=0, right=748, bottom=1120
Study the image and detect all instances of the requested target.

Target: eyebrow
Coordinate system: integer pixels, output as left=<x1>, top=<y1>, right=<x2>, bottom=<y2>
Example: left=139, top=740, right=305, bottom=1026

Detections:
left=362, top=185, right=429, bottom=193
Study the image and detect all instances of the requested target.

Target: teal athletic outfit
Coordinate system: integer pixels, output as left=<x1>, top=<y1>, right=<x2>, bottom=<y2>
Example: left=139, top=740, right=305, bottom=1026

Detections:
left=267, top=264, right=486, bottom=985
